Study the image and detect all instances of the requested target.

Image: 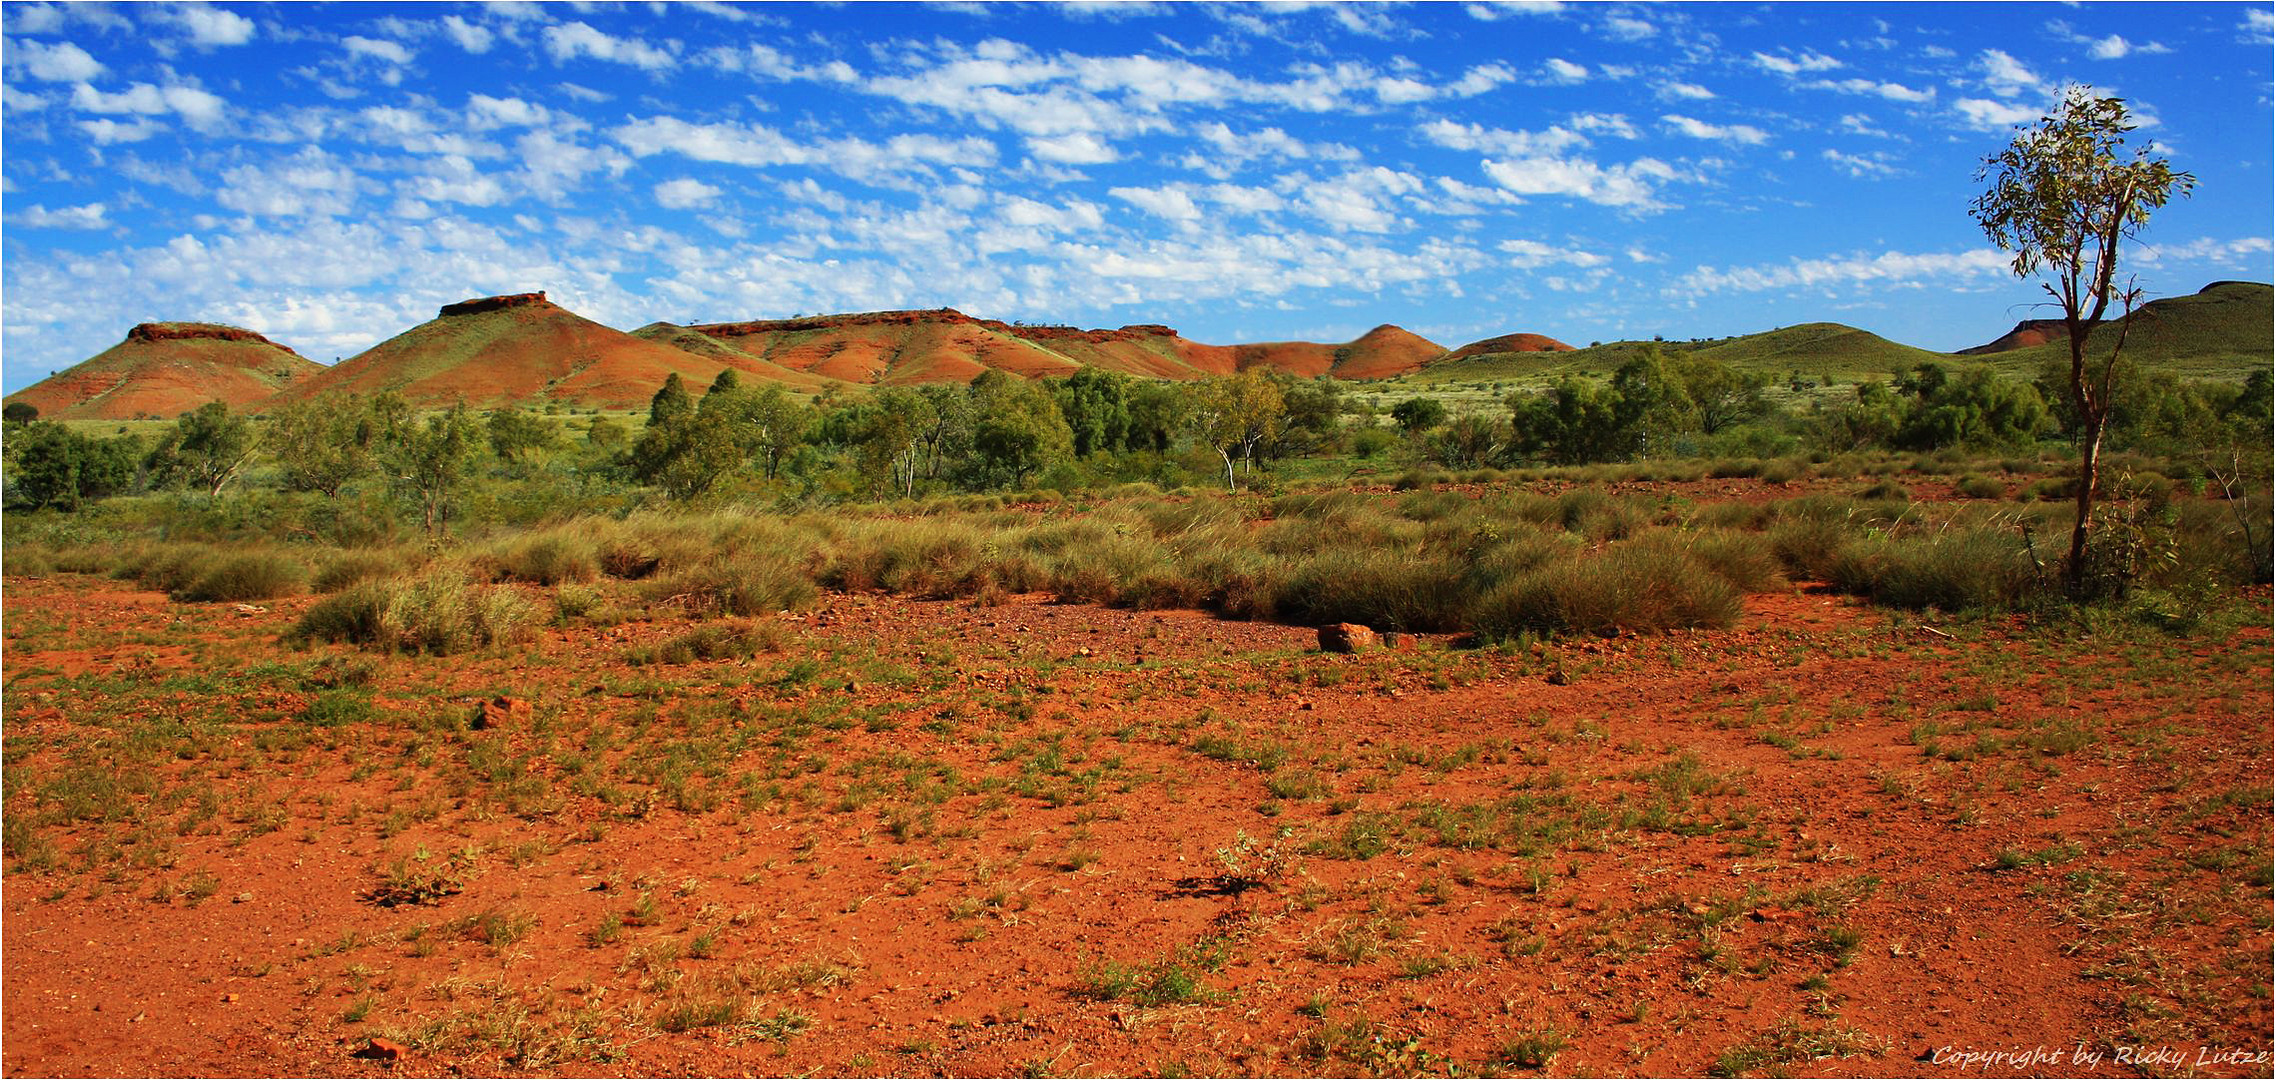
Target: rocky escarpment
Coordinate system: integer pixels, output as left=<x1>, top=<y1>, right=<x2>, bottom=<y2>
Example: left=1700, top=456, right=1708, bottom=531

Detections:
left=125, top=323, right=302, bottom=356
left=438, top=292, right=552, bottom=318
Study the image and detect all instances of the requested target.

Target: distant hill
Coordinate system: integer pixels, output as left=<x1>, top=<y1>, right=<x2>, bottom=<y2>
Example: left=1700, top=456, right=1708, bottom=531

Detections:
left=265, top=293, right=818, bottom=412
left=1971, top=281, right=2272, bottom=382
left=665, top=309, right=1448, bottom=384
left=1402, top=321, right=1946, bottom=388
left=1441, top=332, right=1577, bottom=363
left=3, top=322, right=322, bottom=420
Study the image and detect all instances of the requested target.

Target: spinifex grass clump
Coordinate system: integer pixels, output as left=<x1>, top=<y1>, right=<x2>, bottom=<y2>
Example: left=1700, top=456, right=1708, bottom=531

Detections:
left=292, top=567, right=537, bottom=655
left=1470, top=538, right=1746, bottom=639
left=170, top=549, right=309, bottom=602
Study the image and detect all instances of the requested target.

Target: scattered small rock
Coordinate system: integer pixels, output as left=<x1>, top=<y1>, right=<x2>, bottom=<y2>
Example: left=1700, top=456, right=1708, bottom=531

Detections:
left=1318, top=623, right=1379, bottom=654
left=474, top=696, right=531, bottom=730
left=355, top=1037, right=407, bottom=1063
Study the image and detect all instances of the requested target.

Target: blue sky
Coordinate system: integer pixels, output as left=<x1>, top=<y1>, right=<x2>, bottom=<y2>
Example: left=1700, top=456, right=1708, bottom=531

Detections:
left=3, top=1, right=2271, bottom=394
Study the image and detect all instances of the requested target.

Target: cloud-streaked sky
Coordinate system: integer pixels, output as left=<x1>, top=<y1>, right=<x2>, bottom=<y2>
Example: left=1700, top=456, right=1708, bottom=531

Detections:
left=3, top=1, right=2270, bottom=393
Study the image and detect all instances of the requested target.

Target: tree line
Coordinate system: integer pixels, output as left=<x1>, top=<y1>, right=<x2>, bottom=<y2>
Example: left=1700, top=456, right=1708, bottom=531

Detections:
left=2, top=350, right=2265, bottom=524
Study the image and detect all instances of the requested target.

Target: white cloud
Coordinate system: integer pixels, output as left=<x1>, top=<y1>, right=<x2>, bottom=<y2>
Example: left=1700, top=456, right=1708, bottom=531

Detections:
left=467, top=93, right=549, bottom=129
left=1372, top=75, right=1436, bottom=104
left=8, top=202, right=109, bottom=229
left=1542, top=57, right=1588, bottom=83
left=1568, top=112, right=1640, bottom=138
left=152, top=3, right=256, bottom=47
left=1421, top=118, right=1591, bottom=156
left=1821, top=148, right=1898, bottom=178
left=1194, top=122, right=1355, bottom=167
left=2247, top=10, right=2275, bottom=45
left=1802, top=77, right=1934, bottom=103
left=1977, top=49, right=2038, bottom=97
left=1659, top=80, right=1715, bottom=101
left=343, top=35, right=414, bottom=66
left=1954, top=96, right=2041, bottom=130
left=216, top=149, right=365, bottom=217
left=1838, top=112, right=1891, bottom=137
left=515, top=129, right=630, bottom=200
left=1027, top=131, right=1119, bottom=164
left=1678, top=248, right=2009, bottom=294
left=1499, top=238, right=1608, bottom=268
left=1602, top=12, right=1655, bottom=40
left=68, top=80, right=227, bottom=131
left=997, top=195, right=1106, bottom=232
left=543, top=21, right=676, bottom=71
left=2086, top=34, right=2169, bottom=60
left=1662, top=114, right=1769, bottom=146
left=1752, top=50, right=1841, bottom=75
left=441, top=15, right=494, bottom=53
left=654, top=178, right=722, bottom=209
left=1292, top=166, right=1423, bottom=233
left=1448, top=62, right=1516, bottom=97
left=1480, top=153, right=1675, bottom=211
left=12, top=39, right=104, bottom=81
left=1465, top=2, right=1563, bottom=20
left=1110, top=184, right=1203, bottom=223
left=2127, top=235, right=2275, bottom=267
left=613, top=115, right=995, bottom=182
left=77, top=117, right=162, bottom=143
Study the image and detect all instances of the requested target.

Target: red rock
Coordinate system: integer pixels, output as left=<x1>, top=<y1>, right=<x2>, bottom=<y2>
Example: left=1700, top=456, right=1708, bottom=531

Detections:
left=1317, top=623, right=1379, bottom=654
left=475, top=696, right=532, bottom=729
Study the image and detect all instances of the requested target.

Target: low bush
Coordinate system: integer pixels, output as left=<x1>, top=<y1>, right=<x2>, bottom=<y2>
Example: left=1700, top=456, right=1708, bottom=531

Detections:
left=1954, top=475, right=2007, bottom=499
left=1472, top=542, right=1743, bottom=638
left=173, top=550, right=308, bottom=602
left=314, top=548, right=420, bottom=593
left=643, top=555, right=816, bottom=617
left=625, top=618, right=787, bottom=665
left=292, top=568, right=538, bottom=655
left=1828, top=526, right=2044, bottom=612
left=484, top=527, right=601, bottom=585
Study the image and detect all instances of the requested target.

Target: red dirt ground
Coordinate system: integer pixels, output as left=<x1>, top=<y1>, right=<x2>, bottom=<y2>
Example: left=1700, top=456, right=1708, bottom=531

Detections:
left=2, top=574, right=2268, bottom=1077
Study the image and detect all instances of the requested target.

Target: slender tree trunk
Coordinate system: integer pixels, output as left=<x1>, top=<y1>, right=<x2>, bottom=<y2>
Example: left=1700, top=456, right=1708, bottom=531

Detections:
left=2064, top=324, right=2102, bottom=595
left=1219, top=448, right=1237, bottom=493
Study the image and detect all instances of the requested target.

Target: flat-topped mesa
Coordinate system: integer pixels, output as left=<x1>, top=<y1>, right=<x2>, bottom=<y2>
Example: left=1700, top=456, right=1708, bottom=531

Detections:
left=438, top=292, right=551, bottom=318
left=124, top=322, right=300, bottom=355
left=691, top=308, right=981, bottom=337
left=998, top=322, right=1182, bottom=345
left=687, top=309, right=1187, bottom=347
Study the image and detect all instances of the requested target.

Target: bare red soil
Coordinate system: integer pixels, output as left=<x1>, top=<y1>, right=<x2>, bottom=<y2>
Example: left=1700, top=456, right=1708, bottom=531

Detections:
left=3, top=567, right=2267, bottom=1077
left=4, top=324, right=322, bottom=421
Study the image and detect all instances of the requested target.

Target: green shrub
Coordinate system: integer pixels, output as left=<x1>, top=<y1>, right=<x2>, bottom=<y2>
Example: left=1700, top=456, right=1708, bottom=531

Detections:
left=1828, top=527, right=2044, bottom=611
left=1757, top=458, right=1805, bottom=485
left=643, top=556, right=816, bottom=617
left=1272, top=548, right=1469, bottom=631
left=173, top=550, right=308, bottom=602
left=314, top=549, right=419, bottom=593
left=1955, top=475, right=2007, bottom=499
left=302, top=688, right=375, bottom=727
left=1675, top=529, right=1789, bottom=593
left=1856, top=480, right=1912, bottom=502
left=486, top=528, right=601, bottom=585
left=2, top=545, right=58, bottom=577
left=1472, top=542, right=1743, bottom=638
left=292, top=569, right=538, bottom=655
left=626, top=618, right=787, bottom=665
